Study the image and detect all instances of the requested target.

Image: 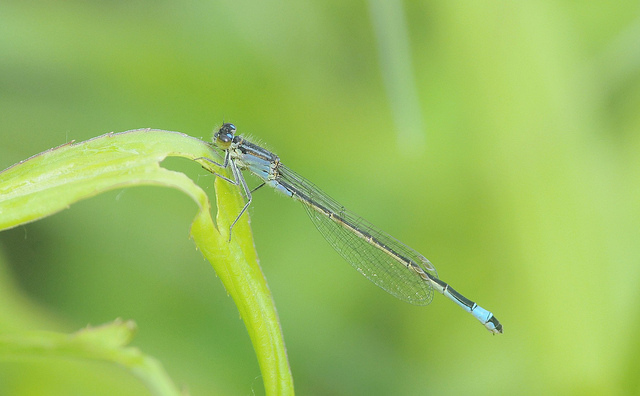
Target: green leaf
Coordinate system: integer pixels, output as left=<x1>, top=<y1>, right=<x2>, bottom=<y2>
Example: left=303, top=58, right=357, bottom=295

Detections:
left=0, top=129, right=294, bottom=395
left=0, top=319, right=184, bottom=396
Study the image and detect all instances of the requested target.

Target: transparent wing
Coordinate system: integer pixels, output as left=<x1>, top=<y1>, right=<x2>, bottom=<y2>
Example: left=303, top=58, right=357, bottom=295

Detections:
left=278, top=165, right=437, bottom=306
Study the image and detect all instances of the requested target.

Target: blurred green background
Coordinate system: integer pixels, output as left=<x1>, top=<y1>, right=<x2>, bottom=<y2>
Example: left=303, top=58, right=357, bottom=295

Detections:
left=1, top=1, right=639, bottom=395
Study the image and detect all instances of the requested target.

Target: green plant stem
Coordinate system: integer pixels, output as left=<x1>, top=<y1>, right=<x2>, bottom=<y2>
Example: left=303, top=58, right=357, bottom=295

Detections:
left=0, top=129, right=294, bottom=395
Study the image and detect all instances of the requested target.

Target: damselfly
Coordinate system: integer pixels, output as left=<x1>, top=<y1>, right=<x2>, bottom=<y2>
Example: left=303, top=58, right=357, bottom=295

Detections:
left=200, top=123, right=502, bottom=334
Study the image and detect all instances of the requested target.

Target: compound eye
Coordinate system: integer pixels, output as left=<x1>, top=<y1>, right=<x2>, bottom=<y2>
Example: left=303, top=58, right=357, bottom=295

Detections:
left=215, top=123, right=236, bottom=149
